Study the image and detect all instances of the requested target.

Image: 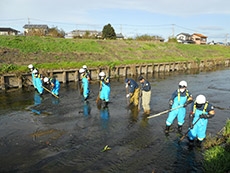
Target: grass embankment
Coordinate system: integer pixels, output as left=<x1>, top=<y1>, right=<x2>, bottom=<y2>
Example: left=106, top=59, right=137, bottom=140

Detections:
left=203, top=119, right=230, bottom=173
left=0, top=35, right=230, bottom=74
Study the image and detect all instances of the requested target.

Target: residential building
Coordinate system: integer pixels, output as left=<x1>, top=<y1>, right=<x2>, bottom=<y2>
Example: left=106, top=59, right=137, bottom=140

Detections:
left=23, top=24, right=49, bottom=36
left=71, top=30, right=99, bottom=38
left=0, top=28, right=19, bottom=35
left=192, top=33, right=207, bottom=45
left=65, top=30, right=125, bottom=39
left=176, top=33, right=195, bottom=44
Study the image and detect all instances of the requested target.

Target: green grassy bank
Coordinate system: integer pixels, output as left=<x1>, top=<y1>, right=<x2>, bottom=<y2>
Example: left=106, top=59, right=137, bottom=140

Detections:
left=0, top=35, right=230, bottom=73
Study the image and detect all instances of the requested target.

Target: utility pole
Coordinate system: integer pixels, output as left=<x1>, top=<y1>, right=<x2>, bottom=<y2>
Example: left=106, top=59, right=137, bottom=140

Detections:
left=172, top=24, right=175, bottom=38
left=225, top=33, right=229, bottom=45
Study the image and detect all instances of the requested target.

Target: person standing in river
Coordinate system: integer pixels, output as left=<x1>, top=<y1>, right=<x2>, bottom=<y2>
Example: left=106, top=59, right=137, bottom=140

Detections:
left=32, top=69, right=44, bottom=95
left=125, top=78, right=140, bottom=107
left=79, top=68, right=90, bottom=101
left=187, top=94, right=215, bottom=147
left=165, top=80, right=193, bottom=134
left=138, top=76, right=151, bottom=115
left=28, top=64, right=38, bottom=90
left=98, top=71, right=110, bottom=109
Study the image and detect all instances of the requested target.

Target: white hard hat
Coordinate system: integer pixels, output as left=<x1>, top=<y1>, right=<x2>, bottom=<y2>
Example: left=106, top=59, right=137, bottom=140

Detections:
left=196, top=94, right=206, bottom=104
left=28, top=64, right=33, bottom=69
left=83, top=65, right=87, bottom=69
left=79, top=68, right=85, bottom=73
left=99, top=71, right=105, bottom=77
left=44, top=77, right=49, bottom=83
left=179, top=80, right=187, bottom=88
left=32, top=69, right=38, bottom=74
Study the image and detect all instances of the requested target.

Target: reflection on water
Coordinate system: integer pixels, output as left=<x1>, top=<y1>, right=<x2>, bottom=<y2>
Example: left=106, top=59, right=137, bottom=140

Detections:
left=100, top=107, right=110, bottom=129
left=0, top=67, right=229, bottom=172
left=83, top=101, right=91, bottom=117
left=34, top=91, right=42, bottom=106
left=51, top=96, right=60, bottom=105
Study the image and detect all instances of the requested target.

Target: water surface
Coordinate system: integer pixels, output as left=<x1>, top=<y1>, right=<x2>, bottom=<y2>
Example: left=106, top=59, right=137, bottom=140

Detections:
left=0, top=67, right=229, bottom=172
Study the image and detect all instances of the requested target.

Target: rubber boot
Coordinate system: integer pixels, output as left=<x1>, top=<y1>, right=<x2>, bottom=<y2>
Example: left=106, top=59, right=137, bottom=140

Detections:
left=165, top=125, right=170, bottom=135
left=196, top=139, right=203, bottom=148
left=102, top=100, right=108, bottom=109
left=105, top=101, right=109, bottom=108
left=188, top=138, right=194, bottom=147
left=178, top=125, right=182, bottom=133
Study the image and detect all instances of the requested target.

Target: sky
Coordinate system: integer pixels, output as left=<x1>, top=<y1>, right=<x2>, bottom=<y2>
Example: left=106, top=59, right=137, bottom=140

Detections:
left=1, top=0, right=230, bottom=42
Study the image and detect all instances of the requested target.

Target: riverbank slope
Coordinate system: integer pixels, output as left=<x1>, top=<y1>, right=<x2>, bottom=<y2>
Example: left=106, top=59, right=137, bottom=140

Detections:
left=1, top=35, right=230, bottom=73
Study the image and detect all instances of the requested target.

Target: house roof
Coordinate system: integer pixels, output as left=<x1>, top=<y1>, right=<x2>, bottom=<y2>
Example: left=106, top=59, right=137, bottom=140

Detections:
left=72, top=29, right=98, bottom=33
left=0, top=27, right=19, bottom=32
left=193, top=33, right=207, bottom=38
left=176, top=33, right=191, bottom=37
left=23, top=24, right=48, bottom=29
left=116, top=33, right=124, bottom=38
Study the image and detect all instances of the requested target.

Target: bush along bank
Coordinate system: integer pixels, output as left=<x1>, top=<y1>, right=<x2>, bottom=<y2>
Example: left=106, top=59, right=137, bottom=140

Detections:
left=203, top=119, right=230, bottom=173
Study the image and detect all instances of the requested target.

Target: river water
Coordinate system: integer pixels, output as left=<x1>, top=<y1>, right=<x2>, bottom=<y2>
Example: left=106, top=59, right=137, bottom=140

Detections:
left=0, top=67, right=229, bottom=173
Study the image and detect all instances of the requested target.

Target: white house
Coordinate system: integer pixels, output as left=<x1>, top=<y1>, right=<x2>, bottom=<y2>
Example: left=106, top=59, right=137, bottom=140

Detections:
left=0, top=28, right=19, bottom=35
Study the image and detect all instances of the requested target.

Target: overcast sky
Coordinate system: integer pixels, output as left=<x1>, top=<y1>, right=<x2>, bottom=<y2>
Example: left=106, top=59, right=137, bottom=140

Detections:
left=1, top=0, right=230, bottom=42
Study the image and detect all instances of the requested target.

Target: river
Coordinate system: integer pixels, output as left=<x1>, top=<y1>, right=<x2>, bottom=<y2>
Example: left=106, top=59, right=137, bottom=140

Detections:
left=0, top=67, right=229, bottom=173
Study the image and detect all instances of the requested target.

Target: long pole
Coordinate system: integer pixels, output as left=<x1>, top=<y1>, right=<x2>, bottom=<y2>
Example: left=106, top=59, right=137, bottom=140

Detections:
left=147, top=105, right=184, bottom=119
left=42, top=86, right=59, bottom=98
left=178, top=117, right=201, bottom=143
left=126, top=86, right=129, bottom=105
left=138, top=88, right=141, bottom=111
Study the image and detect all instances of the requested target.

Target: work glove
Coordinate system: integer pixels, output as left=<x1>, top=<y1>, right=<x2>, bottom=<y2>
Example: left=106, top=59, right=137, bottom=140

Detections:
left=169, top=99, right=173, bottom=109
left=200, top=114, right=208, bottom=119
left=183, top=102, right=188, bottom=107
left=126, top=94, right=130, bottom=98
left=184, top=100, right=193, bottom=107
left=125, top=84, right=128, bottom=88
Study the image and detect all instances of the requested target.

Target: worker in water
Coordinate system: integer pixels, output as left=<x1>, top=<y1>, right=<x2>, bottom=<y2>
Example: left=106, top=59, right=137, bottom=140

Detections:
left=165, top=80, right=193, bottom=134
left=138, top=76, right=151, bottom=115
left=79, top=68, right=90, bottom=101
left=43, top=76, right=60, bottom=96
left=98, top=71, right=110, bottom=108
left=28, top=64, right=38, bottom=89
left=187, top=94, right=215, bottom=147
left=125, top=78, right=140, bottom=107
left=32, top=69, right=44, bottom=95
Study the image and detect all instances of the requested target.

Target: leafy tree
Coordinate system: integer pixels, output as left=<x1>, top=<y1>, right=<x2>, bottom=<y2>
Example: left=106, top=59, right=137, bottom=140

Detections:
left=48, top=27, right=65, bottom=38
left=102, top=23, right=116, bottom=39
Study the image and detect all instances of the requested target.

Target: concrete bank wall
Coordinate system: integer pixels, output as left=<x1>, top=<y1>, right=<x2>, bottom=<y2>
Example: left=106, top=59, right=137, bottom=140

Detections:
left=1, top=59, right=230, bottom=90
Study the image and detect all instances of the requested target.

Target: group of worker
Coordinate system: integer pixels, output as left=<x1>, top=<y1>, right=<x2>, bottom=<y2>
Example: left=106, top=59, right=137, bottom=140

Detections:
left=118, top=77, right=215, bottom=148
left=164, top=80, right=215, bottom=147
left=28, top=64, right=215, bottom=148
left=78, top=65, right=111, bottom=110
left=28, top=64, right=60, bottom=97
